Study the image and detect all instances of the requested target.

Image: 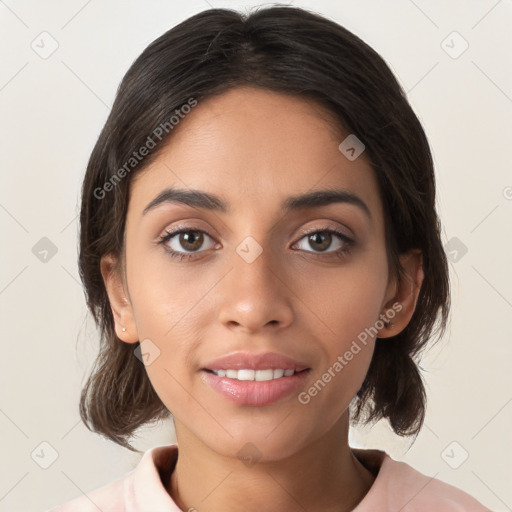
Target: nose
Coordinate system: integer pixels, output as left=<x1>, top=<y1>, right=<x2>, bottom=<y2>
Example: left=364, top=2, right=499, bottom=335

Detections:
left=217, top=241, right=294, bottom=333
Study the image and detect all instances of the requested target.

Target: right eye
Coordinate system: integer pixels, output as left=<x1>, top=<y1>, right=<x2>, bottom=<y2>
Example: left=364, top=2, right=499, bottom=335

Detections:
left=158, top=228, right=218, bottom=260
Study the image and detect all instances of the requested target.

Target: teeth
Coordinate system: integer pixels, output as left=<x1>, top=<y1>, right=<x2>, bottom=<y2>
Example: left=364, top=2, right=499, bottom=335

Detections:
left=212, top=368, right=299, bottom=381
left=238, top=369, right=255, bottom=381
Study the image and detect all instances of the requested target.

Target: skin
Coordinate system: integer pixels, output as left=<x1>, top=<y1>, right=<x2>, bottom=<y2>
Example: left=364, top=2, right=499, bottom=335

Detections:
left=101, top=86, right=424, bottom=512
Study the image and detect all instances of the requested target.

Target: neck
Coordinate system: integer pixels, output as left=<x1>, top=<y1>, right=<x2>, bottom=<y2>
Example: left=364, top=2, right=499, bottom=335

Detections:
left=167, top=413, right=376, bottom=512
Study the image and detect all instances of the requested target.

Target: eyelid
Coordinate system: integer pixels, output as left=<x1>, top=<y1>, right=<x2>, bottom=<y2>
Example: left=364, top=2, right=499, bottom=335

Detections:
left=156, top=219, right=220, bottom=240
left=292, top=223, right=353, bottom=242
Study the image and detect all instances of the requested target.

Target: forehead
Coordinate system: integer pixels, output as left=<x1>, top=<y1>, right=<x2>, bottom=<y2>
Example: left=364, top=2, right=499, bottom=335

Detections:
left=128, top=87, right=383, bottom=224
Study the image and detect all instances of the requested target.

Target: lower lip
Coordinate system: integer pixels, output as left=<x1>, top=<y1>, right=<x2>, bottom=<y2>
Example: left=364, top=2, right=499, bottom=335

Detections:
left=201, top=369, right=310, bottom=406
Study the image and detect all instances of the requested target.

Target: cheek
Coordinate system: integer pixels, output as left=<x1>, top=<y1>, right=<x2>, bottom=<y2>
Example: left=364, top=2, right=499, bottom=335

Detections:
left=125, top=246, right=215, bottom=401
left=126, top=241, right=213, bottom=338
left=292, top=250, right=388, bottom=402
left=295, top=270, right=385, bottom=425
left=294, top=248, right=389, bottom=343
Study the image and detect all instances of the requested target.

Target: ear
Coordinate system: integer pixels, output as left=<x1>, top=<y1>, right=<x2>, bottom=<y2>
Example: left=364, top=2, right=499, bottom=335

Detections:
left=377, top=249, right=424, bottom=338
left=100, top=253, right=139, bottom=344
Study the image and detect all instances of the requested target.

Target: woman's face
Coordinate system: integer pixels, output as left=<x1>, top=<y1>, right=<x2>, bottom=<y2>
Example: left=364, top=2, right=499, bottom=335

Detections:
left=113, top=86, right=404, bottom=460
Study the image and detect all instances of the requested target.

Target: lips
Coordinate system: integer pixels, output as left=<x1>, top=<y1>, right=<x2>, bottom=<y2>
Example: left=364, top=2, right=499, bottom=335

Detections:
left=202, top=351, right=310, bottom=372
left=200, top=351, right=312, bottom=406
left=201, top=367, right=311, bottom=406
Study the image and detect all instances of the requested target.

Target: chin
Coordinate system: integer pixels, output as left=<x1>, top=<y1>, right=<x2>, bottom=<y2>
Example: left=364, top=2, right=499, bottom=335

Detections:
left=201, top=424, right=310, bottom=464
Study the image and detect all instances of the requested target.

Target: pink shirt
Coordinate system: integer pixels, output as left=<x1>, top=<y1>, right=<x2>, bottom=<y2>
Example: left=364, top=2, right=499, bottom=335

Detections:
left=47, top=444, right=492, bottom=511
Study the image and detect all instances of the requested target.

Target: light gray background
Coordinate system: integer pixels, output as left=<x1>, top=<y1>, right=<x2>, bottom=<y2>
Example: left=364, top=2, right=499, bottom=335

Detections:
left=0, top=1, right=511, bottom=511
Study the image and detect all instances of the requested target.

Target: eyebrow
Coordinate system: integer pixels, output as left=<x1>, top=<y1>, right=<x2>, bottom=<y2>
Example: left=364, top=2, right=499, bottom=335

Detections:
left=142, top=186, right=372, bottom=219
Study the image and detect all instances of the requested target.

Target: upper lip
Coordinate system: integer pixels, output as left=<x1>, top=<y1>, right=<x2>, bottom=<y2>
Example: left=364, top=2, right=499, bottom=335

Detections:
left=202, top=351, right=310, bottom=372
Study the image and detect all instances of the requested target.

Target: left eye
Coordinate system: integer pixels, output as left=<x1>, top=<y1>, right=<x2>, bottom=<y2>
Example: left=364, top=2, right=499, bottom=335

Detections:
left=295, top=230, right=351, bottom=253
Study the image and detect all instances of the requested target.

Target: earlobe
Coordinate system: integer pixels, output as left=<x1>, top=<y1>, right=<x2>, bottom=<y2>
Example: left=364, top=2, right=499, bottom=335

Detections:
left=377, top=249, right=424, bottom=339
left=100, top=253, right=139, bottom=344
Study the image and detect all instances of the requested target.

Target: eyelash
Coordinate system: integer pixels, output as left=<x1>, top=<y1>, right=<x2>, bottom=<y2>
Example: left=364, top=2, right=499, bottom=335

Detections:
left=157, top=226, right=354, bottom=262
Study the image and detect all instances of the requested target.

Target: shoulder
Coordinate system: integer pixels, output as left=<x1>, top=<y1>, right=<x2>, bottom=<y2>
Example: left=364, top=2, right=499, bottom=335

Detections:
left=45, top=444, right=180, bottom=512
left=45, top=472, right=129, bottom=512
left=352, top=448, right=492, bottom=512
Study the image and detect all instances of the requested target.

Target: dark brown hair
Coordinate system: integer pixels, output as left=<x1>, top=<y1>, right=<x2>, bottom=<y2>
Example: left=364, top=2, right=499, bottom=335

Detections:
left=78, top=5, right=450, bottom=452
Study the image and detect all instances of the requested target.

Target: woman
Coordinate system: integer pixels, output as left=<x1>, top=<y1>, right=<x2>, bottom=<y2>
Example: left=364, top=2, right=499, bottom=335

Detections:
left=48, top=6, right=491, bottom=511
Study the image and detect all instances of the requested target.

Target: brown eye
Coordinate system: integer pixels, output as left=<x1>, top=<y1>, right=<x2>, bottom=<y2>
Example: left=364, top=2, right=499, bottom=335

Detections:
left=179, top=231, right=204, bottom=251
left=159, top=228, right=216, bottom=256
left=294, top=229, right=352, bottom=254
left=307, top=232, right=332, bottom=252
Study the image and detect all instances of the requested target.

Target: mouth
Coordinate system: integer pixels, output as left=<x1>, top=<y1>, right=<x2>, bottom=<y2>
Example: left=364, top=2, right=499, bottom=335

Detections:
left=203, top=368, right=309, bottom=381
left=200, top=368, right=311, bottom=406
left=200, top=351, right=311, bottom=406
